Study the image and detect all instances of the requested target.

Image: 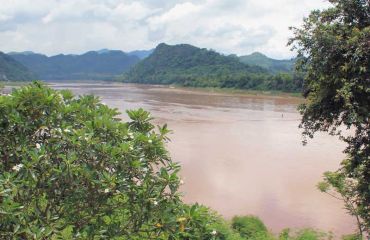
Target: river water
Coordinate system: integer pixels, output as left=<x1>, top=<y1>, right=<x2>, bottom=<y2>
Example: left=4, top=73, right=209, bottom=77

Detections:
left=45, top=82, right=355, bottom=236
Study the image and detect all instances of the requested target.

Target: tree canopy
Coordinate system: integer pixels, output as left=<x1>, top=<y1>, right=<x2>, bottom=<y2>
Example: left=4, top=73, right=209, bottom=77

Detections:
left=289, top=0, right=369, bottom=234
left=0, top=82, right=245, bottom=239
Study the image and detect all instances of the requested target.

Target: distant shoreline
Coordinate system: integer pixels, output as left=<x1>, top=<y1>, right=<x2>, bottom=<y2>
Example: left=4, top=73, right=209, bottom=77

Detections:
left=1, top=80, right=303, bottom=99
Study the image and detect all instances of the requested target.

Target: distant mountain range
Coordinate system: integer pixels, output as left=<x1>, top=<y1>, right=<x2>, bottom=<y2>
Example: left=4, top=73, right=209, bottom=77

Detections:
left=127, top=49, right=154, bottom=59
left=1, top=44, right=300, bottom=91
left=239, top=52, right=295, bottom=73
left=9, top=50, right=143, bottom=80
left=0, top=52, right=37, bottom=81
left=93, top=49, right=154, bottom=59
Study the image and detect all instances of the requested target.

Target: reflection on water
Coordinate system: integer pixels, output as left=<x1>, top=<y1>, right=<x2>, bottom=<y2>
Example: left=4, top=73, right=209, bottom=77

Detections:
left=49, top=82, right=355, bottom=236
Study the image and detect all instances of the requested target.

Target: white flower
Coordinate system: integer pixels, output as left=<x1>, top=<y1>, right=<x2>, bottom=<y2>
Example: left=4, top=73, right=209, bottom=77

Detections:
left=36, top=143, right=41, bottom=149
left=104, top=188, right=110, bottom=193
left=148, top=139, right=152, bottom=144
left=211, top=230, right=217, bottom=235
left=105, top=167, right=116, bottom=173
left=129, top=146, right=134, bottom=151
left=12, top=164, right=24, bottom=172
left=153, top=200, right=158, bottom=206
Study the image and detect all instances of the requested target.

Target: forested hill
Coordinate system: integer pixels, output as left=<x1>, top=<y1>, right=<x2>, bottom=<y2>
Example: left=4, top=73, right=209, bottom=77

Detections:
left=0, top=52, right=37, bottom=81
left=123, top=43, right=265, bottom=86
left=9, top=50, right=140, bottom=80
left=239, top=52, right=295, bottom=73
left=122, top=43, right=302, bottom=92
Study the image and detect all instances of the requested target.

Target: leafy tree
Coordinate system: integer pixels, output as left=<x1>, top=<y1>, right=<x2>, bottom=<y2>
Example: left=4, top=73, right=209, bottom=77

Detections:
left=289, top=0, right=369, bottom=234
left=317, top=171, right=365, bottom=237
left=0, top=82, right=240, bottom=239
left=231, top=215, right=270, bottom=239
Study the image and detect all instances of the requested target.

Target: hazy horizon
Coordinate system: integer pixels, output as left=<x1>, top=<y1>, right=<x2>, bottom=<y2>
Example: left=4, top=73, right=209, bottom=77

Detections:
left=5, top=43, right=297, bottom=60
left=0, top=0, right=330, bottom=59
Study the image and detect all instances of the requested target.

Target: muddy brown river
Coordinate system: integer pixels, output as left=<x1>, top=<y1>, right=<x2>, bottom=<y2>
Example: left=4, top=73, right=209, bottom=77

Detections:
left=20, top=82, right=357, bottom=236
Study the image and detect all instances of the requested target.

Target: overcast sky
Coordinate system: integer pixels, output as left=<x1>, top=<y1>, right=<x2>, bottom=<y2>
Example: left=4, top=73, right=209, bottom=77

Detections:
left=0, top=0, right=331, bottom=59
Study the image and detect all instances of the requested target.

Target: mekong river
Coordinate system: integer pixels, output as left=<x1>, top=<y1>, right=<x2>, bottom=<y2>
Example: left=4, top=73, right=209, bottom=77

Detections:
left=49, top=82, right=355, bottom=236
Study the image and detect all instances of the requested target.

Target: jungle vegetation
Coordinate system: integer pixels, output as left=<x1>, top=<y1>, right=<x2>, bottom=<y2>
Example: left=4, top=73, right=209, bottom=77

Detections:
left=289, top=0, right=369, bottom=237
left=122, top=43, right=303, bottom=92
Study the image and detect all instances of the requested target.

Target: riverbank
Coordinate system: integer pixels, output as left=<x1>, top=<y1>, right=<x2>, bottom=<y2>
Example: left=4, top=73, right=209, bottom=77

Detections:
left=1, top=80, right=303, bottom=100
left=167, top=84, right=303, bottom=99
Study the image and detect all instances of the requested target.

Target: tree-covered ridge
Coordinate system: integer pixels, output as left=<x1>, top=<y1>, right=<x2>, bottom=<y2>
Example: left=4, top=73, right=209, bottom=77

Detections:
left=123, top=43, right=303, bottom=92
left=239, top=52, right=295, bottom=73
left=125, top=43, right=265, bottom=79
left=9, top=50, right=140, bottom=80
left=0, top=52, right=37, bottom=81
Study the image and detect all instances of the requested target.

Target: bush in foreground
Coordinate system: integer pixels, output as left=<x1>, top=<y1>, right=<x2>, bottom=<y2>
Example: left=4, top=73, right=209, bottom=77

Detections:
left=279, top=228, right=336, bottom=240
left=0, top=82, right=239, bottom=239
left=231, top=215, right=272, bottom=240
left=0, top=82, right=360, bottom=239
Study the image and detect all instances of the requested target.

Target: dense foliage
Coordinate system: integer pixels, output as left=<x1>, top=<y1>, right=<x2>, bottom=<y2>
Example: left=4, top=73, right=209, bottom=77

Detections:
left=122, top=43, right=303, bottom=92
left=0, top=52, right=37, bottom=81
left=10, top=51, right=140, bottom=80
left=279, top=228, right=332, bottom=240
left=0, top=82, right=237, bottom=239
left=239, top=52, right=295, bottom=74
left=231, top=216, right=270, bottom=239
left=0, top=83, right=359, bottom=239
left=317, top=171, right=366, bottom=235
left=289, top=0, right=369, bottom=236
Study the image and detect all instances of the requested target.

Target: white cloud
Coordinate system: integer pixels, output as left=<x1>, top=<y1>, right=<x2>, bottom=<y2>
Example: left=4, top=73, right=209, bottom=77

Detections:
left=112, top=2, right=158, bottom=21
left=0, top=0, right=331, bottom=58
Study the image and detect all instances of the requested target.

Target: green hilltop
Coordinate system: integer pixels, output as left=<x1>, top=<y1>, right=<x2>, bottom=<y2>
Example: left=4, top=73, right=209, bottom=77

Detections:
left=239, top=52, right=295, bottom=73
left=0, top=52, right=37, bottom=81
left=122, top=43, right=302, bottom=92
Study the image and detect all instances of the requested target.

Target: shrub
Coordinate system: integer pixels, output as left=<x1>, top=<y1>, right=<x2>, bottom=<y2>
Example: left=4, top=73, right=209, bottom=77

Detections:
left=231, top=215, right=269, bottom=239
left=0, top=82, right=250, bottom=240
left=0, top=82, right=182, bottom=239
left=341, top=234, right=362, bottom=240
left=279, top=228, right=333, bottom=240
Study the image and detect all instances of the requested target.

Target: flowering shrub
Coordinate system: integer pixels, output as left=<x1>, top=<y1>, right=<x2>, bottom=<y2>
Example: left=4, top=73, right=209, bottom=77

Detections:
left=0, top=82, right=242, bottom=239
